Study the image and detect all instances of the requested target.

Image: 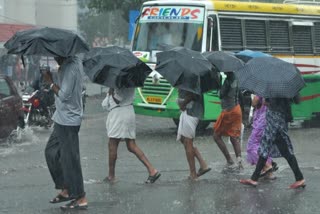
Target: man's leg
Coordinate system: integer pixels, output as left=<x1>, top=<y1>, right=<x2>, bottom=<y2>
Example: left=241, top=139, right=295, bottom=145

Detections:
left=107, top=138, right=120, bottom=182
left=193, top=147, right=209, bottom=171
left=213, top=132, right=233, bottom=164
left=230, top=136, right=243, bottom=169
left=45, top=124, right=64, bottom=191
left=125, top=139, right=158, bottom=176
left=58, top=124, right=86, bottom=202
left=180, top=136, right=197, bottom=179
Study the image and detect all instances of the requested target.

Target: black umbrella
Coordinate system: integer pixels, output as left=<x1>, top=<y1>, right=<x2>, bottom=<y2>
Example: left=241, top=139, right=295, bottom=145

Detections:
left=234, top=57, right=305, bottom=98
left=235, top=49, right=272, bottom=63
left=155, top=47, right=220, bottom=95
left=202, top=51, right=244, bottom=72
left=83, top=46, right=152, bottom=88
left=4, top=27, right=89, bottom=57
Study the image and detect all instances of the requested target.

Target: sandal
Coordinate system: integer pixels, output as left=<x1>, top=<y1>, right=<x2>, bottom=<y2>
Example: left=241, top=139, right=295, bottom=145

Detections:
left=197, top=167, right=211, bottom=177
left=60, top=200, right=88, bottom=210
left=49, top=194, right=71, bottom=204
left=272, top=162, right=279, bottom=172
left=145, top=171, right=161, bottom=184
left=240, top=179, right=258, bottom=187
left=260, top=167, right=273, bottom=178
left=289, top=180, right=306, bottom=189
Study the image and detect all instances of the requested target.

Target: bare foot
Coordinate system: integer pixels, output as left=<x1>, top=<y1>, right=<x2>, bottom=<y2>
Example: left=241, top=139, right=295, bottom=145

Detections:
left=240, top=179, right=258, bottom=187
left=103, top=176, right=117, bottom=184
left=188, top=175, right=199, bottom=181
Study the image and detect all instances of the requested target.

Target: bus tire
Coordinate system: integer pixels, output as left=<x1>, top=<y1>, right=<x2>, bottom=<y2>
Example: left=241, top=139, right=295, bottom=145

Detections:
left=172, top=119, right=210, bottom=131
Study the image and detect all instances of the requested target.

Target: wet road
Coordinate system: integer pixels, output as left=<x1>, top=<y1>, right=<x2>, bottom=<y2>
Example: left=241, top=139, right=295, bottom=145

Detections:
left=0, top=95, right=320, bottom=214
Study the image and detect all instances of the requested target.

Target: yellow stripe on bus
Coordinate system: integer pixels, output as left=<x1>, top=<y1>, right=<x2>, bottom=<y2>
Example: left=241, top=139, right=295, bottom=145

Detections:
left=211, top=1, right=320, bottom=16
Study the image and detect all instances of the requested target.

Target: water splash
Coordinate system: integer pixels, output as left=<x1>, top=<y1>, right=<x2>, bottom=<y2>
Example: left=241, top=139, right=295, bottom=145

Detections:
left=0, top=127, right=40, bottom=157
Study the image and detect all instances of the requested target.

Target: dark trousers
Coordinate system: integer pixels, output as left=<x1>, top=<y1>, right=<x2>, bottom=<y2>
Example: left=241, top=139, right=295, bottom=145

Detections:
left=45, top=123, right=85, bottom=199
left=251, top=139, right=304, bottom=182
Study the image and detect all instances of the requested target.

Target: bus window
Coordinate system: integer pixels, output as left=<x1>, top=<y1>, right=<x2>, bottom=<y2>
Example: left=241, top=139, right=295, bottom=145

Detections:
left=292, top=24, right=313, bottom=54
left=269, top=21, right=291, bottom=53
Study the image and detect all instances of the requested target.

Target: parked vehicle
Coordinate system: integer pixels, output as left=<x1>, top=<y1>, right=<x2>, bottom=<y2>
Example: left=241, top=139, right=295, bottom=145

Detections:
left=0, top=75, right=24, bottom=140
left=21, top=88, right=55, bottom=128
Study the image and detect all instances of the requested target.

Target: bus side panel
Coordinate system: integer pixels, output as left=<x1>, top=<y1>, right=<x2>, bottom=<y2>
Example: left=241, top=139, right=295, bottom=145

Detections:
left=202, top=91, right=222, bottom=121
left=292, top=75, right=320, bottom=120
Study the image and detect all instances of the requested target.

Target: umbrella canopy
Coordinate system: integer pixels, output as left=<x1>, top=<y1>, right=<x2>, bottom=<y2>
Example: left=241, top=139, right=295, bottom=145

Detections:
left=234, top=57, right=305, bottom=98
left=4, top=27, right=89, bottom=57
left=235, top=49, right=272, bottom=62
left=155, top=47, right=220, bottom=95
left=202, top=51, right=244, bottom=72
left=83, top=46, right=152, bottom=88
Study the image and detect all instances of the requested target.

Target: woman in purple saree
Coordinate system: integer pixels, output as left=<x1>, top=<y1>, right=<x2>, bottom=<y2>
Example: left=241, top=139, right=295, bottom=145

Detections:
left=246, top=95, right=275, bottom=178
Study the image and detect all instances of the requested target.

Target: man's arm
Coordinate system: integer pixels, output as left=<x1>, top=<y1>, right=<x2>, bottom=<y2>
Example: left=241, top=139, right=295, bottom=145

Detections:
left=219, top=79, right=230, bottom=99
left=43, top=63, right=76, bottom=101
left=178, top=91, right=196, bottom=111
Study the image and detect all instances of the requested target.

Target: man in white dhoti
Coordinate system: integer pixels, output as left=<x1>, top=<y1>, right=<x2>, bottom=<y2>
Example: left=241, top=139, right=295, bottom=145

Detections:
left=177, top=90, right=211, bottom=180
left=102, top=87, right=161, bottom=183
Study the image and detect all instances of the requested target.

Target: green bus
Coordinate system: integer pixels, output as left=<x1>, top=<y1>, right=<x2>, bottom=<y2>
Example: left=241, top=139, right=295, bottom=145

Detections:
left=131, top=0, right=320, bottom=128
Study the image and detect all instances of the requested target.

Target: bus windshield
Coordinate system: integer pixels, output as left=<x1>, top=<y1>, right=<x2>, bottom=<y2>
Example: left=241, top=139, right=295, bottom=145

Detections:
left=132, top=5, right=205, bottom=62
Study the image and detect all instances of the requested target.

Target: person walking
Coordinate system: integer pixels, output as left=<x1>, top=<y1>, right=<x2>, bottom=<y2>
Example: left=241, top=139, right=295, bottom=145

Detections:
left=177, top=90, right=211, bottom=180
left=102, top=87, right=161, bottom=184
left=213, top=72, right=243, bottom=170
left=246, top=95, right=277, bottom=179
left=43, top=56, right=88, bottom=210
left=240, top=95, right=305, bottom=188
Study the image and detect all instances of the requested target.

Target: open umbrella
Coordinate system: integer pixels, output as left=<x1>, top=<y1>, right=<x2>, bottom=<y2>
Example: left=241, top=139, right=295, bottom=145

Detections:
left=235, top=49, right=272, bottom=63
left=155, top=47, right=220, bottom=95
left=83, top=46, right=152, bottom=88
left=202, top=51, right=244, bottom=72
left=4, top=27, right=89, bottom=57
left=234, top=57, right=305, bottom=98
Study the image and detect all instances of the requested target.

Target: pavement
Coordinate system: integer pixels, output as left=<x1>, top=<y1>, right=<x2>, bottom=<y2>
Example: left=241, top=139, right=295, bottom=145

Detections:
left=0, top=95, right=320, bottom=214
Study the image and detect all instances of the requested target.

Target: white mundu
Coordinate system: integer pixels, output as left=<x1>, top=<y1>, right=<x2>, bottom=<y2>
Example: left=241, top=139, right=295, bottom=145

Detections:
left=105, top=88, right=136, bottom=139
left=177, top=110, right=199, bottom=141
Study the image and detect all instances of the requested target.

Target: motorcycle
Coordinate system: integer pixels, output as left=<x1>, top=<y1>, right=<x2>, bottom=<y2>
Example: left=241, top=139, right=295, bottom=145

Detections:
left=21, top=89, right=55, bottom=128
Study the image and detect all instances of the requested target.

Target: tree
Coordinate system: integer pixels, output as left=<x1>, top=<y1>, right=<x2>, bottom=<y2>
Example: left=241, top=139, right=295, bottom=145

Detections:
left=87, top=0, right=147, bottom=22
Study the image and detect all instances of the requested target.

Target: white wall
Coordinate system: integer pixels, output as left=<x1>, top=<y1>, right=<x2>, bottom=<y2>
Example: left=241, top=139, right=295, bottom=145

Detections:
left=0, top=0, right=78, bottom=30
left=1, top=0, right=36, bottom=24
left=35, top=0, right=78, bottom=30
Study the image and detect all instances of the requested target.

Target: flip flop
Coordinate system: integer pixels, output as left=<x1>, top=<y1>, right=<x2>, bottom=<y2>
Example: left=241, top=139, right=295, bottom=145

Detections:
left=145, top=171, right=161, bottom=184
left=197, top=167, right=212, bottom=177
left=240, top=179, right=258, bottom=187
left=289, top=180, right=306, bottom=189
left=260, top=167, right=273, bottom=178
left=49, top=194, right=71, bottom=204
left=60, top=200, right=88, bottom=210
left=272, top=162, right=279, bottom=172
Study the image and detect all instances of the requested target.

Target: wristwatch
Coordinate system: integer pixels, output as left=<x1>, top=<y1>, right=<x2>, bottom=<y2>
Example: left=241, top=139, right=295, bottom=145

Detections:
left=50, top=83, right=55, bottom=90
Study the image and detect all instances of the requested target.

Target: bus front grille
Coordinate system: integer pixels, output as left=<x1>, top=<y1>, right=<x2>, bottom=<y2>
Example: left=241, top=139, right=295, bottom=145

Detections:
left=141, top=77, right=172, bottom=96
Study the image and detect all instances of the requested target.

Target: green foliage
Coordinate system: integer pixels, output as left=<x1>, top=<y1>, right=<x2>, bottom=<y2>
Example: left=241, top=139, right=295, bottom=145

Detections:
left=88, top=0, right=147, bottom=21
